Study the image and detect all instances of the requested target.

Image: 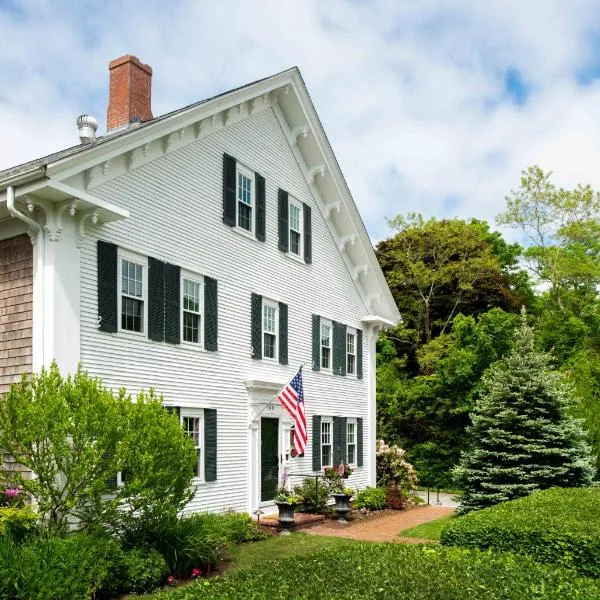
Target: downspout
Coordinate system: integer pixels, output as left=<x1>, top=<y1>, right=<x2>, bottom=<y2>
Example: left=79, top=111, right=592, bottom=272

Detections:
left=6, top=185, right=45, bottom=369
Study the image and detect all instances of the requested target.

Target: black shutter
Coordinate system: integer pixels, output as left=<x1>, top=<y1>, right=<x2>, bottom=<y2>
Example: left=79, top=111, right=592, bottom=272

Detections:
left=223, top=153, right=237, bottom=227
left=256, top=173, right=266, bottom=242
left=332, top=417, right=347, bottom=466
left=97, top=240, right=118, bottom=333
left=303, top=203, right=312, bottom=264
left=164, top=263, right=180, bottom=344
left=278, top=189, right=289, bottom=252
left=312, top=314, right=320, bottom=371
left=312, top=415, right=321, bottom=471
left=102, top=451, right=118, bottom=491
left=165, top=405, right=181, bottom=420
left=357, top=329, right=363, bottom=380
left=148, top=257, right=165, bottom=341
left=357, top=417, right=364, bottom=467
left=251, top=293, right=262, bottom=359
left=279, top=302, right=288, bottom=365
left=204, top=277, right=219, bottom=351
left=204, top=409, right=217, bottom=482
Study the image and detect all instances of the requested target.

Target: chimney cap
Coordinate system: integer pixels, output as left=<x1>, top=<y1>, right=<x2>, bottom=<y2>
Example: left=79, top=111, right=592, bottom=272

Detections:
left=109, top=54, right=152, bottom=76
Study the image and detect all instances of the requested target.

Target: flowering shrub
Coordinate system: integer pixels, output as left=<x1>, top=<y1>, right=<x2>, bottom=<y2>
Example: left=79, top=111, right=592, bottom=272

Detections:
left=376, top=440, right=417, bottom=491
left=0, top=506, right=38, bottom=541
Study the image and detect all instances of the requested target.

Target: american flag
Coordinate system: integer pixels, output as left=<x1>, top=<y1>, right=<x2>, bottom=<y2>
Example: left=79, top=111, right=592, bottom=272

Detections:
left=277, top=368, right=307, bottom=456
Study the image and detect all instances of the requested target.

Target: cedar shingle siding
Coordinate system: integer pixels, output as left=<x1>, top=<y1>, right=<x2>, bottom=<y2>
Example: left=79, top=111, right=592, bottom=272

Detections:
left=0, top=235, right=33, bottom=395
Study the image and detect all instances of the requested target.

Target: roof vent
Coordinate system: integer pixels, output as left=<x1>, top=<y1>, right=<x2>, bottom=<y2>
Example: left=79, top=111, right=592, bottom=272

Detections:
left=77, top=114, right=98, bottom=145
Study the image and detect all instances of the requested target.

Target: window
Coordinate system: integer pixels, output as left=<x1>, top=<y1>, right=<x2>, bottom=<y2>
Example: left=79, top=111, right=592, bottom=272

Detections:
left=237, top=166, right=253, bottom=232
left=346, top=330, right=356, bottom=376
left=181, top=410, right=204, bottom=479
left=321, top=418, right=332, bottom=467
left=119, top=253, right=146, bottom=333
left=289, top=200, right=303, bottom=257
left=182, top=276, right=202, bottom=344
left=263, top=302, right=278, bottom=359
left=320, top=321, right=332, bottom=370
left=347, top=419, right=357, bottom=465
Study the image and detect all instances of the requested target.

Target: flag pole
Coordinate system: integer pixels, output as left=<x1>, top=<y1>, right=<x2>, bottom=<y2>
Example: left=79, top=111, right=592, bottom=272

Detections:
left=249, top=364, right=305, bottom=427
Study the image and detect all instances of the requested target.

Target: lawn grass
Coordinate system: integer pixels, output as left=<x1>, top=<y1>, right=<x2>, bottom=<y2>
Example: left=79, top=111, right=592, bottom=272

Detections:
left=225, top=532, right=355, bottom=572
left=397, top=516, right=454, bottom=541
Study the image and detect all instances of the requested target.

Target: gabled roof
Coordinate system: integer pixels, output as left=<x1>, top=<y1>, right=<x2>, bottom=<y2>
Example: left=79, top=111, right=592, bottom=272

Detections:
left=0, top=67, right=400, bottom=325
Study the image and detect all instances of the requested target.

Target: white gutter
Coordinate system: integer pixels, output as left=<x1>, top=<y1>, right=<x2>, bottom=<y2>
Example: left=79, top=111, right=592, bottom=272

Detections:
left=6, top=185, right=42, bottom=233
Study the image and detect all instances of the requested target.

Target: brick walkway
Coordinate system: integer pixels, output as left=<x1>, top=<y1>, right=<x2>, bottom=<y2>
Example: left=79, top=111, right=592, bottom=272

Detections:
left=303, top=505, right=455, bottom=543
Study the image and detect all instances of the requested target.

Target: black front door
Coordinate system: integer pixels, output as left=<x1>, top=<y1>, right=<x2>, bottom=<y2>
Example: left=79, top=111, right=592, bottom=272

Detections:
left=261, top=418, right=279, bottom=502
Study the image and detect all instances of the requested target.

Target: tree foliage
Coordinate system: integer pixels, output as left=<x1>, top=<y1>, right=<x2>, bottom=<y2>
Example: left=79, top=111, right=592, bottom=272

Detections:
left=0, top=363, right=197, bottom=535
left=454, top=311, right=594, bottom=513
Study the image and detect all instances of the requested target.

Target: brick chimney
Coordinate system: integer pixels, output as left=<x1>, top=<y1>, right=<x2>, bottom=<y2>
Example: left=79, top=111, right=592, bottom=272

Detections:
left=107, top=55, right=153, bottom=131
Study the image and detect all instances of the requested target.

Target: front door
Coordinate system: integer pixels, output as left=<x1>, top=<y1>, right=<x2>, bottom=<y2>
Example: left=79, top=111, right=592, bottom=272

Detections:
left=261, top=417, right=279, bottom=502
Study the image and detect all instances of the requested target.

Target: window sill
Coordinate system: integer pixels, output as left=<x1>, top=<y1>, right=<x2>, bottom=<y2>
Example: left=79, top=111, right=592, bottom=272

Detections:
left=115, top=329, right=147, bottom=339
left=233, top=225, right=259, bottom=242
left=285, top=252, right=306, bottom=265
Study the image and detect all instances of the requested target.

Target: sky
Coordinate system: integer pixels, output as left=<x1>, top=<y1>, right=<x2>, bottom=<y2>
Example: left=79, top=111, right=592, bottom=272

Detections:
left=3, top=0, right=600, bottom=242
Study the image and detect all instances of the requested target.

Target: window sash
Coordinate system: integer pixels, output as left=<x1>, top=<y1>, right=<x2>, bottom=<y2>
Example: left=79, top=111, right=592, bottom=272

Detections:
left=321, top=323, right=332, bottom=370
left=182, top=276, right=203, bottom=345
left=262, top=303, right=278, bottom=360
left=119, top=255, right=146, bottom=334
left=321, top=420, right=332, bottom=467
left=182, top=413, right=204, bottom=479
left=347, top=421, right=356, bottom=465
left=237, top=167, right=253, bottom=232
left=346, top=332, right=356, bottom=375
left=289, top=202, right=302, bottom=256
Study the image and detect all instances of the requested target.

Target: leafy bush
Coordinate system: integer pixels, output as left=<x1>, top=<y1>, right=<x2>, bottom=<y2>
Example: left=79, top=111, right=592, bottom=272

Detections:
left=124, top=511, right=263, bottom=577
left=385, top=485, right=407, bottom=510
left=0, top=506, right=38, bottom=541
left=294, top=477, right=330, bottom=513
left=0, top=363, right=197, bottom=535
left=441, top=487, right=600, bottom=577
left=144, top=543, right=600, bottom=599
left=121, top=547, right=169, bottom=594
left=377, top=439, right=418, bottom=491
left=353, top=487, right=386, bottom=511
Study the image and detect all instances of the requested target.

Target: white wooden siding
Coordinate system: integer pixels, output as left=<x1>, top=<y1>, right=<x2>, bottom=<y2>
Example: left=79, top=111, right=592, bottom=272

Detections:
left=79, top=108, right=371, bottom=513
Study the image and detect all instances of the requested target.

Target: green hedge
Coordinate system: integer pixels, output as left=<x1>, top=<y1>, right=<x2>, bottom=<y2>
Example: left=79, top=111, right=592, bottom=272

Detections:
left=441, top=487, right=600, bottom=577
left=143, top=544, right=600, bottom=599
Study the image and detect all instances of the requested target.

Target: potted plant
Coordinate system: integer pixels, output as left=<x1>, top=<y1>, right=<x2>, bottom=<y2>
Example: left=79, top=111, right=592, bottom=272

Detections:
left=274, top=486, right=302, bottom=535
left=332, top=487, right=354, bottom=523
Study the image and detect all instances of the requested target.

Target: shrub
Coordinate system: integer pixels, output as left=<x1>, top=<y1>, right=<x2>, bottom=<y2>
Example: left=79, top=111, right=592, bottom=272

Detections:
left=121, top=547, right=169, bottom=594
left=123, top=512, right=233, bottom=576
left=385, top=485, right=407, bottom=510
left=377, top=440, right=418, bottom=492
left=144, top=544, right=600, bottom=599
left=294, top=477, right=330, bottom=513
left=353, top=487, right=386, bottom=511
left=0, top=506, right=38, bottom=541
left=441, top=487, right=600, bottom=578
left=0, top=363, right=197, bottom=536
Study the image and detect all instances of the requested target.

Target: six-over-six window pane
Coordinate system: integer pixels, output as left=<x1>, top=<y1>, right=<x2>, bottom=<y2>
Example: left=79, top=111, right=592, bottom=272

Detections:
left=321, top=419, right=332, bottom=467
left=347, top=331, right=356, bottom=375
left=121, top=259, right=144, bottom=332
left=321, top=322, right=332, bottom=370
left=347, top=419, right=356, bottom=464
left=182, top=413, right=203, bottom=478
left=289, top=201, right=302, bottom=256
left=263, top=303, right=277, bottom=359
left=237, top=169, right=253, bottom=231
left=183, top=278, right=202, bottom=344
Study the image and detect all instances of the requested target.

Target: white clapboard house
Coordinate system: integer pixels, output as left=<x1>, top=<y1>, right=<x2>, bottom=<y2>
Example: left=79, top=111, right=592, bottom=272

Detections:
left=0, top=55, right=400, bottom=513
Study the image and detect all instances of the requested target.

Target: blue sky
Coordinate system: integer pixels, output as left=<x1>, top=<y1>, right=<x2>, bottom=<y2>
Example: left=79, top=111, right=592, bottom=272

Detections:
left=3, top=0, right=600, bottom=242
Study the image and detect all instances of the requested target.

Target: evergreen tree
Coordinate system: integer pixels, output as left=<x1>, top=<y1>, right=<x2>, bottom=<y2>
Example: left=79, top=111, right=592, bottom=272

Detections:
left=454, top=309, right=594, bottom=513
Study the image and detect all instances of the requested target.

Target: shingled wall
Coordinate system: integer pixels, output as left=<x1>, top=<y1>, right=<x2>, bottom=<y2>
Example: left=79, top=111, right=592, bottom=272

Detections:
left=0, top=234, right=33, bottom=395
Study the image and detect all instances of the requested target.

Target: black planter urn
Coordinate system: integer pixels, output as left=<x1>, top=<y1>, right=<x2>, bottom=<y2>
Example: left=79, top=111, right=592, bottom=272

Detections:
left=275, top=501, right=296, bottom=535
left=333, top=493, right=352, bottom=524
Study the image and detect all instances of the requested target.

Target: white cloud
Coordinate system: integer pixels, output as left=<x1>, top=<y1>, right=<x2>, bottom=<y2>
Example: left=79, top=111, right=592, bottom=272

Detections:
left=3, top=0, right=600, bottom=243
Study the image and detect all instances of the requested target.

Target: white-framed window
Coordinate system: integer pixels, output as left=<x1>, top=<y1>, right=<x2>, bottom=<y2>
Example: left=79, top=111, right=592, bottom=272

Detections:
left=236, top=164, right=254, bottom=232
left=182, top=274, right=203, bottom=345
left=346, top=329, right=356, bottom=376
left=263, top=301, right=278, bottom=360
left=289, top=199, right=303, bottom=257
left=118, top=250, right=147, bottom=334
left=181, top=409, right=204, bottom=480
left=347, top=418, right=357, bottom=465
left=320, top=320, right=332, bottom=371
left=321, top=418, right=333, bottom=467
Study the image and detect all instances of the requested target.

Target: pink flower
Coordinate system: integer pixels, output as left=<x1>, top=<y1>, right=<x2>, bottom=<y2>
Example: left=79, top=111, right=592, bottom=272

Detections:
left=4, top=488, right=19, bottom=498
left=191, top=568, right=202, bottom=578
left=167, top=575, right=175, bottom=585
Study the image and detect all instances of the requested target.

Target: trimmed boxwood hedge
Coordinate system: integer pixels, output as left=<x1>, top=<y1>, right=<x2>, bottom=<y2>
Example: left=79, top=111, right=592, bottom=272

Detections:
left=143, top=543, right=600, bottom=599
left=441, top=487, right=600, bottom=577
